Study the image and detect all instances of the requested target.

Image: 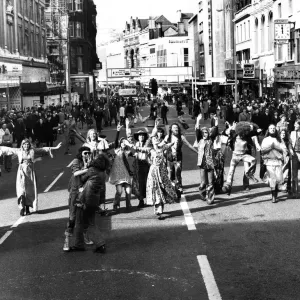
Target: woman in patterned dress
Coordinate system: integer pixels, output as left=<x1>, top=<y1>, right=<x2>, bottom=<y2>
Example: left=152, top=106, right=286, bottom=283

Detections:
left=128, top=136, right=177, bottom=220
left=0, top=139, right=62, bottom=215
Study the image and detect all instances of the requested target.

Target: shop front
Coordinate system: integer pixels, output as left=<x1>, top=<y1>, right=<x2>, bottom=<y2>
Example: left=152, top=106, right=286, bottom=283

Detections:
left=274, top=65, right=300, bottom=100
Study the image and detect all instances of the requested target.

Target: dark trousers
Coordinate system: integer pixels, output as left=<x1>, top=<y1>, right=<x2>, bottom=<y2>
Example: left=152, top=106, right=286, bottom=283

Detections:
left=109, top=116, right=118, bottom=126
left=161, top=115, right=168, bottom=125
left=74, top=207, right=105, bottom=248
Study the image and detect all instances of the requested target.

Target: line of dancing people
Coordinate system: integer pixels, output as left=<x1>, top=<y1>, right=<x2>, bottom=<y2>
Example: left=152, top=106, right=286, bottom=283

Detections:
left=61, top=116, right=300, bottom=252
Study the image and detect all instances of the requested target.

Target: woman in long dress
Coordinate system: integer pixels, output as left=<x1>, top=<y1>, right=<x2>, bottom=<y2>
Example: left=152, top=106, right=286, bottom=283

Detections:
left=129, top=136, right=177, bottom=219
left=261, top=124, right=288, bottom=203
left=0, top=139, right=62, bottom=215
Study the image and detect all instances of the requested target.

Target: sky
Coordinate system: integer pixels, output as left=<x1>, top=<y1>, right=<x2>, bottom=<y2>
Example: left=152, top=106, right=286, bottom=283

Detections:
left=95, top=0, right=198, bottom=44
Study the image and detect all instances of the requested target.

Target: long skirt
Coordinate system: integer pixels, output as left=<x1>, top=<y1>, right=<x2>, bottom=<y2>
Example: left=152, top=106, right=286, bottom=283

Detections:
left=137, top=160, right=150, bottom=199
left=263, top=164, right=284, bottom=190
left=16, top=161, right=38, bottom=210
left=146, top=164, right=177, bottom=214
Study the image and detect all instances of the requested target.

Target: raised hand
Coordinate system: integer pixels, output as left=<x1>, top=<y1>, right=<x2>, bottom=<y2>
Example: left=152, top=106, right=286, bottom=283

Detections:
left=117, top=124, right=123, bottom=131
left=54, top=142, right=62, bottom=149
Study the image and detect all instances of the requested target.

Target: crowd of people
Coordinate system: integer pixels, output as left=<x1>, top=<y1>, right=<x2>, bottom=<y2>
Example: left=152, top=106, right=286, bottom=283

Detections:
left=1, top=92, right=300, bottom=254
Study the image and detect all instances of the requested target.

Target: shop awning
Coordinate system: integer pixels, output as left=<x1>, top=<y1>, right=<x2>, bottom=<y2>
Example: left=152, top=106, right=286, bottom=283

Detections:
left=21, top=82, right=48, bottom=95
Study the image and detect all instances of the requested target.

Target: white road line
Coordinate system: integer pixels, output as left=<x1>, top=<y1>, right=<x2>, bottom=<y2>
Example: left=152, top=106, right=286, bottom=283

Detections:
left=11, top=216, right=26, bottom=228
left=67, top=160, right=74, bottom=168
left=197, top=255, right=222, bottom=300
left=144, top=127, right=149, bottom=133
left=0, top=231, right=13, bottom=245
left=180, top=195, right=196, bottom=230
left=44, top=172, right=64, bottom=193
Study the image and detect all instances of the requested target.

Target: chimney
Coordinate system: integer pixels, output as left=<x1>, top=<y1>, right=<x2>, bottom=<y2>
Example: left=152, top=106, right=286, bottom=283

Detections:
left=177, top=10, right=182, bottom=22
left=149, top=17, right=155, bottom=40
left=157, top=22, right=163, bottom=38
left=178, top=22, right=185, bottom=35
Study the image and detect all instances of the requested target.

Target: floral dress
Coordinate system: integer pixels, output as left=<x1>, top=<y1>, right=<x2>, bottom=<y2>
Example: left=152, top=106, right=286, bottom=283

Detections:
left=145, top=147, right=177, bottom=211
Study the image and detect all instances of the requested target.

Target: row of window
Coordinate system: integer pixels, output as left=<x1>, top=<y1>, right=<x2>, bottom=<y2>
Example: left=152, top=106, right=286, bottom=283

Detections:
left=17, top=0, right=45, bottom=26
left=69, top=22, right=85, bottom=38
left=6, top=23, right=46, bottom=58
left=236, top=20, right=251, bottom=44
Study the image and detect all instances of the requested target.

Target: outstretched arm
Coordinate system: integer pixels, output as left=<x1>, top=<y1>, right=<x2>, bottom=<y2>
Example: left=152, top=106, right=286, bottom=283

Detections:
left=114, top=124, right=122, bottom=148
left=182, top=135, right=198, bottom=154
left=0, top=146, right=19, bottom=156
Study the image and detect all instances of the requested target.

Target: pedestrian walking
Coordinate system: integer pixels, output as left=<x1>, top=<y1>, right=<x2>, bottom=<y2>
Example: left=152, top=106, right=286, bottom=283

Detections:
left=261, top=124, right=288, bottom=203
left=161, top=102, right=169, bottom=125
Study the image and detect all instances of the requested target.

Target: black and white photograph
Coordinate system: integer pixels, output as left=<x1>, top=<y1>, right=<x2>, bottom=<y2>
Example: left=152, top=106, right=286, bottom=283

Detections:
left=0, top=0, right=300, bottom=299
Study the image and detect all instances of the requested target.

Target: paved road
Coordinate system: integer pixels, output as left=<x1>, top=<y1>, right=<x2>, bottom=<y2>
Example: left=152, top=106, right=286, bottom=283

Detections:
left=0, top=104, right=299, bottom=300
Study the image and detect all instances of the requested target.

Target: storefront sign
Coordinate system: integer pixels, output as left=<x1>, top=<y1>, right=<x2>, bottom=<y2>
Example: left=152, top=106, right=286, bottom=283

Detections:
left=243, top=64, right=255, bottom=79
left=274, top=67, right=300, bottom=80
left=0, top=62, right=22, bottom=80
left=168, top=40, right=189, bottom=44
left=119, top=88, right=137, bottom=96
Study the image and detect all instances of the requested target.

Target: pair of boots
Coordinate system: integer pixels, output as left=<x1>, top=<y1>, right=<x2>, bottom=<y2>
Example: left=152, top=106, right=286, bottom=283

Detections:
left=271, top=188, right=278, bottom=203
left=20, top=206, right=30, bottom=216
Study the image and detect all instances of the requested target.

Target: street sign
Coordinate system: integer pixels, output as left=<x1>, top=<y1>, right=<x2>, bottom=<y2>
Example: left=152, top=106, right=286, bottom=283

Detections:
left=119, top=88, right=137, bottom=96
left=243, top=64, right=255, bottom=79
left=110, top=69, right=131, bottom=77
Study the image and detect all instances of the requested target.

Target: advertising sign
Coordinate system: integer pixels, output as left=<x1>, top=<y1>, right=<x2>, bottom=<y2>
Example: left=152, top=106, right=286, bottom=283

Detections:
left=118, top=88, right=137, bottom=96
left=243, top=64, right=255, bottom=79
left=110, top=69, right=131, bottom=77
left=0, top=62, right=22, bottom=80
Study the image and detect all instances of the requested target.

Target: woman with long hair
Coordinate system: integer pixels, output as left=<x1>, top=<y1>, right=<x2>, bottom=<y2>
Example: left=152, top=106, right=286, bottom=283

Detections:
left=109, top=126, right=134, bottom=213
left=0, top=139, right=61, bottom=215
left=127, top=136, right=177, bottom=220
left=261, top=124, right=288, bottom=203
left=279, top=128, right=293, bottom=194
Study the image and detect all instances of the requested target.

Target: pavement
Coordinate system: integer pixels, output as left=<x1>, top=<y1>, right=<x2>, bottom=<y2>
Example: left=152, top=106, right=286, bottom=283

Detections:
left=0, top=103, right=300, bottom=300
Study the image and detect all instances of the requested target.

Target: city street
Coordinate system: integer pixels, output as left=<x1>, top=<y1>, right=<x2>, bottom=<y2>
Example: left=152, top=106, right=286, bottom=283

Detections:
left=1, top=104, right=300, bottom=300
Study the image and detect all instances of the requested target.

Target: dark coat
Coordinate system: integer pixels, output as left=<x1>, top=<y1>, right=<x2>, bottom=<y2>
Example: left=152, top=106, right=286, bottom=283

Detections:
left=79, top=154, right=110, bottom=208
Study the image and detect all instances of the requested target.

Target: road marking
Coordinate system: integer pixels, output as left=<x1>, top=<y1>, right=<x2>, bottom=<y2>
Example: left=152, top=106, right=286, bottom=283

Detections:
left=67, top=160, right=74, bottom=168
left=144, top=127, right=149, bottom=133
left=197, top=255, right=222, bottom=300
left=44, top=172, right=64, bottom=193
left=180, top=195, right=196, bottom=230
left=11, top=216, right=25, bottom=228
left=0, top=230, right=13, bottom=245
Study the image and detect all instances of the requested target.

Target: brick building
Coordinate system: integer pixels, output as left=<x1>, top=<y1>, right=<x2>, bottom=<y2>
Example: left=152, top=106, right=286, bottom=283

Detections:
left=0, top=0, right=49, bottom=109
left=68, top=0, right=99, bottom=102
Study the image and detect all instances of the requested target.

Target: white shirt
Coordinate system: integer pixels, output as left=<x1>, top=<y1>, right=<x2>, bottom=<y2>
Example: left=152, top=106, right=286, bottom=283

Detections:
left=119, top=107, right=125, bottom=117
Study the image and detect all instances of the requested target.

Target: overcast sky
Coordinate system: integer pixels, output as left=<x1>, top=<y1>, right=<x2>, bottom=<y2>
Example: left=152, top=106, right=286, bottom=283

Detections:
left=95, top=0, right=198, bottom=43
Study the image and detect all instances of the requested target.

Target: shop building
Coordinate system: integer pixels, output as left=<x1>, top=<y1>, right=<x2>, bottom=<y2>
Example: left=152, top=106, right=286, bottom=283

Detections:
left=0, top=0, right=49, bottom=110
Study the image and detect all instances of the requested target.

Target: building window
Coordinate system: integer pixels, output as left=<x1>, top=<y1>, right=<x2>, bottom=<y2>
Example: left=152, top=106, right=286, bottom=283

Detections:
left=261, top=15, right=265, bottom=53
left=68, top=0, right=83, bottom=11
left=69, top=22, right=75, bottom=37
left=41, top=7, right=44, bottom=26
left=150, top=48, right=155, bottom=54
left=278, top=3, right=282, bottom=18
left=254, top=18, right=258, bottom=54
left=36, top=33, right=40, bottom=57
left=184, top=48, right=189, bottom=66
left=24, top=31, right=29, bottom=56
left=76, top=22, right=84, bottom=38
left=24, top=0, right=28, bottom=16
left=157, top=46, right=167, bottom=67
left=297, top=33, right=300, bottom=63
left=244, top=22, right=246, bottom=41
left=18, top=19, right=23, bottom=55
left=288, top=31, right=294, bottom=60
left=248, top=20, right=250, bottom=40
left=268, top=12, right=273, bottom=51
left=30, top=0, right=33, bottom=20
left=18, top=0, right=23, bottom=15
left=278, top=44, right=283, bottom=61
left=36, top=3, right=40, bottom=24
left=236, top=25, right=239, bottom=43
left=77, top=57, right=83, bottom=72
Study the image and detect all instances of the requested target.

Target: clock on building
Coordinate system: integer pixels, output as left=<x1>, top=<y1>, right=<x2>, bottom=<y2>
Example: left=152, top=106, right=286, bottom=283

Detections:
left=274, top=20, right=290, bottom=40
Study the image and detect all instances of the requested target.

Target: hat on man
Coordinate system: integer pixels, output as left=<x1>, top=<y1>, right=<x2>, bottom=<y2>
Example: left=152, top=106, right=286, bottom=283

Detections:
left=279, top=114, right=286, bottom=119
left=133, top=130, right=149, bottom=141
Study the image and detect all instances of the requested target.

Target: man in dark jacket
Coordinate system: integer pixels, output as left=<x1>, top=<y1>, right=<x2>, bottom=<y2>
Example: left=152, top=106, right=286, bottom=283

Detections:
left=70, top=152, right=110, bottom=253
left=160, top=102, right=169, bottom=124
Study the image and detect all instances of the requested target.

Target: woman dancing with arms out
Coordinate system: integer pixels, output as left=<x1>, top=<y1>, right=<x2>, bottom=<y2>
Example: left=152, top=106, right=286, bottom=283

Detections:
left=0, top=139, right=62, bottom=215
left=126, top=136, right=177, bottom=220
left=261, top=124, right=289, bottom=203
